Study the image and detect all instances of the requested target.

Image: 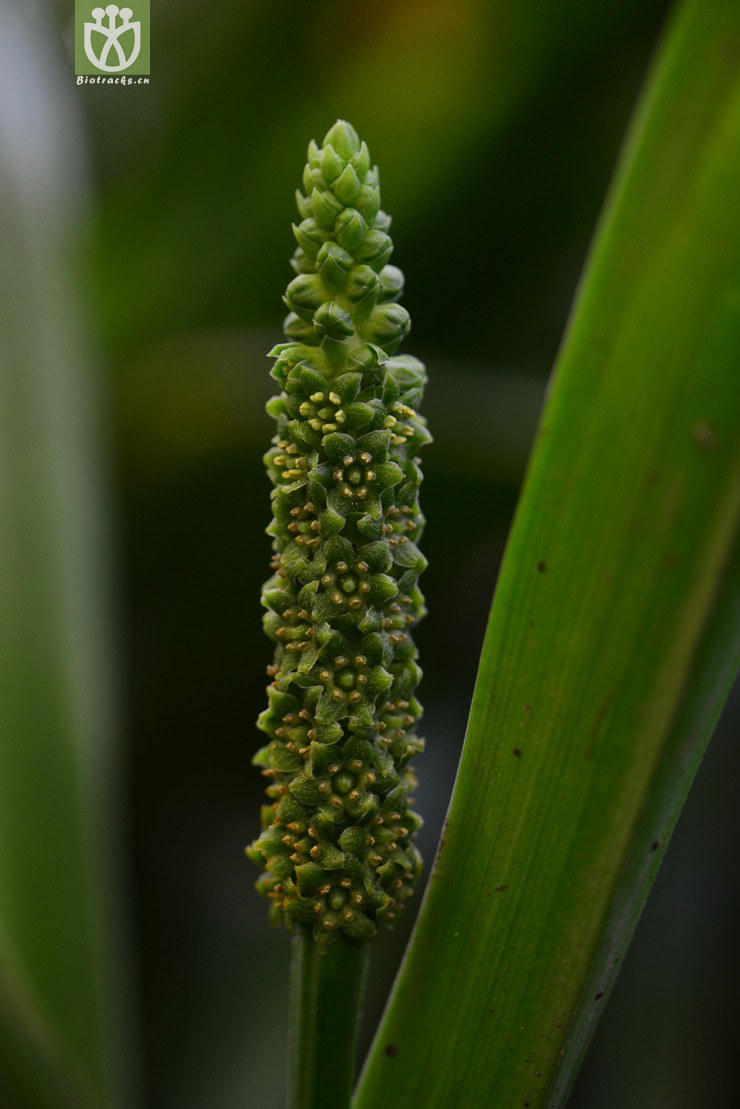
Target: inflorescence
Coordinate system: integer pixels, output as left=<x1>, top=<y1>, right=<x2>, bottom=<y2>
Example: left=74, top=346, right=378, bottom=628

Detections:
left=247, top=121, right=430, bottom=949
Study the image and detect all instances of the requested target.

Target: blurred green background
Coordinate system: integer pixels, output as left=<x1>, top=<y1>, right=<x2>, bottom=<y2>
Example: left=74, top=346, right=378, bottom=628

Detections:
left=3, top=0, right=738, bottom=1105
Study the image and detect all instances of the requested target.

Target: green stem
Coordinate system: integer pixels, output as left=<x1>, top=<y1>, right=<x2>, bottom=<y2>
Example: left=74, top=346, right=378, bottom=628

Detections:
left=288, top=930, right=369, bottom=1109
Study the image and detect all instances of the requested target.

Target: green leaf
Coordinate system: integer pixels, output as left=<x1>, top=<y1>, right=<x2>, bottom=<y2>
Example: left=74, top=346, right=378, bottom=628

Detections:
left=0, top=7, right=136, bottom=1107
left=354, top=2, right=740, bottom=1106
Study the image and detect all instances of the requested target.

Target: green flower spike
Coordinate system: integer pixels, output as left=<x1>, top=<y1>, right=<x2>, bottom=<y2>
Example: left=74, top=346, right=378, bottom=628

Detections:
left=247, top=121, right=430, bottom=950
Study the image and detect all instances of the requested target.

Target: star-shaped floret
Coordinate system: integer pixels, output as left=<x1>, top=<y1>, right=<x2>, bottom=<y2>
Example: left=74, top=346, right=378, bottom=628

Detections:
left=264, top=436, right=317, bottom=496
left=301, top=631, right=393, bottom=725
left=285, top=855, right=389, bottom=947
left=255, top=686, right=344, bottom=773
left=280, top=368, right=377, bottom=449
left=313, top=430, right=404, bottom=520
left=308, top=535, right=399, bottom=631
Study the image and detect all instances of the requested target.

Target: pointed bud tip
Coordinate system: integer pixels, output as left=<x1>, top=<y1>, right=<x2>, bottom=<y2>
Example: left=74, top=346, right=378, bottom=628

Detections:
left=322, top=119, right=361, bottom=159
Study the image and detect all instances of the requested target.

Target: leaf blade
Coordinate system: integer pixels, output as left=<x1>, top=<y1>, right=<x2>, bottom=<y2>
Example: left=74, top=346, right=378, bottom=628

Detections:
left=0, top=6, right=137, bottom=1106
left=354, top=1, right=740, bottom=1105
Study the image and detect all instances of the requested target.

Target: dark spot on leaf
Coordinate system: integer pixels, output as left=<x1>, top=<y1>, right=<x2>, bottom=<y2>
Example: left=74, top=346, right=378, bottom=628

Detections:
left=513, top=747, right=522, bottom=758
left=495, top=884, right=508, bottom=892
left=651, top=840, right=660, bottom=851
left=523, top=1101, right=531, bottom=1107
left=438, top=819, right=450, bottom=853
left=385, top=1044, right=397, bottom=1057
left=664, top=552, right=679, bottom=568
left=594, top=991, right=604, bottom=1001
left=524, top=704, right=531, bottom=715
left=537, top=560, right=546, bottom=573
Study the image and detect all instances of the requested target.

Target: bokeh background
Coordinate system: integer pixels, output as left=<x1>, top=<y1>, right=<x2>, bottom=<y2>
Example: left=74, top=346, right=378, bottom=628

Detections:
left=4, top=0, right=739, bottom=1105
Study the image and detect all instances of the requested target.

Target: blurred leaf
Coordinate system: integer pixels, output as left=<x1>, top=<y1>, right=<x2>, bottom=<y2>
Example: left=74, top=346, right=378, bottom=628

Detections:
left=0, top=4, right=136, bottom=1106
left=354, top=1, right=740, bottom=1105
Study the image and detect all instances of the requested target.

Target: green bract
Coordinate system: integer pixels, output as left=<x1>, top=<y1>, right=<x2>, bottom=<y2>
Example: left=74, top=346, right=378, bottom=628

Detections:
left=247, top=121, right=430, bottom=949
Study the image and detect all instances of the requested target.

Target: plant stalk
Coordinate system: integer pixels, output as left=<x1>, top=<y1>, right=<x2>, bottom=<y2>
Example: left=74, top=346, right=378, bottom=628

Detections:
left=288, top=930, right=369, bottom=1109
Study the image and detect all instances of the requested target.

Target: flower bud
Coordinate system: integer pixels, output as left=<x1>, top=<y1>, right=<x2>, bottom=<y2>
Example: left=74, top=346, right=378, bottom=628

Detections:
left=379, top=264, right=405, bottom=300
left=333, top=163, right=361, bottom=206
left=292, top=218, right=325, bottom=259
left=284, top=273, right=325, bottom=320
left=335, top=207, right=367, bottom=253
left=311, top=187, right=344, bottom=231
left=345, top=264, right=381, bottom=306
left=315, top=241, right=354, bottom=289
left=312, top=301, right=354, bottom=341
left=322, top=119, right=360, bottom=160
left=355, top=228, right=393, bottom=271
left=361, top=303, right=410, bottom=349
left=320, top=142, right=344, bottom=183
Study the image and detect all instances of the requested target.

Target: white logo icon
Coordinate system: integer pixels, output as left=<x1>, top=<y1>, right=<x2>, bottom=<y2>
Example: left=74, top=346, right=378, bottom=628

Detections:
left=84, top=5, right=141, bottom=73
